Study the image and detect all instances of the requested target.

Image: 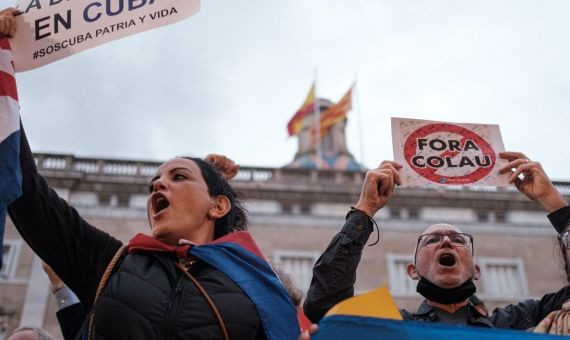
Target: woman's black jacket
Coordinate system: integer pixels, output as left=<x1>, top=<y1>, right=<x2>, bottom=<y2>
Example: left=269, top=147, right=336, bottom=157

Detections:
left=8, top=127, right=264, bottom=339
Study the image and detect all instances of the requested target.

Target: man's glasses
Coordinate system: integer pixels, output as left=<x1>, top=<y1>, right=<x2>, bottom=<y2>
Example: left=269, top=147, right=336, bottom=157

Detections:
left=416, top=232, right=474, bottom=254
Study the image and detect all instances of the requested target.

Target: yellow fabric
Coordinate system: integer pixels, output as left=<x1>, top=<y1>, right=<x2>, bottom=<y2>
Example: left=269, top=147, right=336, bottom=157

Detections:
left=319, top=86, right=352, bottom=130
left=534, top=299, right=570, bottom=335
left=303, top=84, right=316, bottom=106
left=288, top=83, right=316, bottom=136
left=325, top=286, right=403, bottom=320
left=310, top=85, right=352, bottom=143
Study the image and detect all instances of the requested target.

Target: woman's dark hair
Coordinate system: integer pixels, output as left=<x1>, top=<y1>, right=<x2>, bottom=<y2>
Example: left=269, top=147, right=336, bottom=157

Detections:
left=184, top=157, right=248, bottom=238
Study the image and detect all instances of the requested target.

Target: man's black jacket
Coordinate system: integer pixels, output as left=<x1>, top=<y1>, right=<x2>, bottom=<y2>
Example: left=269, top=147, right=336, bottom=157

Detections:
left=304, top=208, right=570, bottom=330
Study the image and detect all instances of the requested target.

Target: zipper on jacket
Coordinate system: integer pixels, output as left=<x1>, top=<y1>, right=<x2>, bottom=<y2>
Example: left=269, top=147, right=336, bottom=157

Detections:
left=160, top=276, right=189, bottom=340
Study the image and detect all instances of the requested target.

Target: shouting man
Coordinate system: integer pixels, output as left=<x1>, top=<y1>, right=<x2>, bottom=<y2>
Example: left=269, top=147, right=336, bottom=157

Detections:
left=304, top=152, right=570, bottom=329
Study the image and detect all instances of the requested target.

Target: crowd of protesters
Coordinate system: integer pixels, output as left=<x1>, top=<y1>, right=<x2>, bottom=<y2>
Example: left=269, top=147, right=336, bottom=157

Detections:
left=2, top=6, right=570, bottom=340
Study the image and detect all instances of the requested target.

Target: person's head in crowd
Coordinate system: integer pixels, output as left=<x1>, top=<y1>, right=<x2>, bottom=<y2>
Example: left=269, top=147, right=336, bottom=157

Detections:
left=8, top=327, right=54, bottom=340
left=271, top=263, right=304, bottom=307
left=146, top=155, right=246, bottom=245
left=406, top=223, right=480, bottom=304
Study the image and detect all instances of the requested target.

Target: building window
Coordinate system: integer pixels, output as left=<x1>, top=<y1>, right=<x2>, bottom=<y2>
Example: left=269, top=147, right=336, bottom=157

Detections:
left=479, top=257, right=528, bottom=297
left=476, top=211, right=489, bottom=222
left=1, top=240, right=21, bottom=280
left=272, top=250, right=319, bottom=294
left=386, top=254, right=416, bottom=295
left=281, top=203, right=292, bottom=214
left=117, top=195, right=130, bottom=208
left=494, top=211, right=507, bottom=223
left=98, top=193, right=112, bottom=206
left=389, top=208, right=402, bottom=219
left=408, top=208, right=420, bottom=220
left=300, top=204, right=311, bottom=215
left=281, top=203, right=302, bottom=215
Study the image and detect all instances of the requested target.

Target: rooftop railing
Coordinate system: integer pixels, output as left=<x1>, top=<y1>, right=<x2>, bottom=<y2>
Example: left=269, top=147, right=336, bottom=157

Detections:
left=33, top=153, right=570, bottom=194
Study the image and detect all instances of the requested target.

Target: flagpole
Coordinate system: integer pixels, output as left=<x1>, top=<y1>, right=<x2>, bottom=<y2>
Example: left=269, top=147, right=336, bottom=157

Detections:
left=313, top=68, right=321, bottom=169
left=354, top=71, right=365, bottom=167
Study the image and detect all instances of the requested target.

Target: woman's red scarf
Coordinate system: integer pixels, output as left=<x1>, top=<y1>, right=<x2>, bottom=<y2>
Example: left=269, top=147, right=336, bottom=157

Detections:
left=128, top=233, right=192, bottom=259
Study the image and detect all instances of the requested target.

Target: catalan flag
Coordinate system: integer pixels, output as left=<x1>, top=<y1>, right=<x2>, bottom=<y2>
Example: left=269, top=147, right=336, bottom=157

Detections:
left=0, top=38, right=22, bottom=268
left=287, top=83, right=316, bottom=136
left=318, top=85, right=352, bottom=137
left=310, top=85, right=353, bottom=144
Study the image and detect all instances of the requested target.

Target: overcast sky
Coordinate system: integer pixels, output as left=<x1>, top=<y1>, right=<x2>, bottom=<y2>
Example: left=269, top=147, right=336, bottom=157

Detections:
left=6, top=0, right=570, bottom=180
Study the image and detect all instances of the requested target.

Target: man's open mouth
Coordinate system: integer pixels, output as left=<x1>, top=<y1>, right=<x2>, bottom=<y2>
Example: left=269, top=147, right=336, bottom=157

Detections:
left=438, top=253, right=457, bottom=267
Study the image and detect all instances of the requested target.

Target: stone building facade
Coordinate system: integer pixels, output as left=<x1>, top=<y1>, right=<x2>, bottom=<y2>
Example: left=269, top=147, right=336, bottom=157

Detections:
left=1, top=153, right=569, bottom=338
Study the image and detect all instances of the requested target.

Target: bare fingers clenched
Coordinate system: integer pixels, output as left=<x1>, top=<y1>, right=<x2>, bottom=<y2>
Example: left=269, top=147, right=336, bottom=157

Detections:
left=378, top=160, right=403, bottom=186
left=0, top=8, right=19, bottom=38
left=376, top=170, right=394, bottom=197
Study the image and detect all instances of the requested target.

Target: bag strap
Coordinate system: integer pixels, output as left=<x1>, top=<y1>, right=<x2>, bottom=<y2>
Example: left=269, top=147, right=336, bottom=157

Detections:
left=88, top=245, right=127, bottom=340
left=85, top=247, right=229, bottom=340
left=174, top=261, right=230, bottom=340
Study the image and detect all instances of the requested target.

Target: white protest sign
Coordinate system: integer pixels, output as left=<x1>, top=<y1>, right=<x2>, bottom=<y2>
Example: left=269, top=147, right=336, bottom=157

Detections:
left=10, top=0, right=201, bottom=72
left=391, top=117, right=510, bottom=187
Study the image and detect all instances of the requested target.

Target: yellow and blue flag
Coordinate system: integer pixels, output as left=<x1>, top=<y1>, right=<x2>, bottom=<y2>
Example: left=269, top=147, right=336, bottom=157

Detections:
left=314, top=315, right=560, bottom=339
left=190, top=231, right=301, bottom=340
left=129, top=231, right=301, bottom=339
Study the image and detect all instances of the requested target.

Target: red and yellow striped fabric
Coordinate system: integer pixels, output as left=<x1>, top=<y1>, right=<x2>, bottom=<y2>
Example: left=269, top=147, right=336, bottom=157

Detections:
left=311, top=85, right=353, bottom=143
left=287, top=83, right=315, bottom=136
left=320, top=85, right=352, bottom=134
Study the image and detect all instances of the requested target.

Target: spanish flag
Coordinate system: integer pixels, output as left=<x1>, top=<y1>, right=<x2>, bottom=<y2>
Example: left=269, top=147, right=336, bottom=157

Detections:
left=287, top=83, right=316, bottom=136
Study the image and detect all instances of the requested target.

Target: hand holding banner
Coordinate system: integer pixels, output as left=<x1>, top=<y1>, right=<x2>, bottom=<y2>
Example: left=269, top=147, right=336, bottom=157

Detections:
left=391, top=117, right=510, bottom=187
left=10, top=0, right=201, bottom=72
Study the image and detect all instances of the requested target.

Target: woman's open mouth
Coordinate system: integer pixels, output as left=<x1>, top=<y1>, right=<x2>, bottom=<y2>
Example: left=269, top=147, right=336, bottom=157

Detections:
left=152, top=193, right=170, bottom=216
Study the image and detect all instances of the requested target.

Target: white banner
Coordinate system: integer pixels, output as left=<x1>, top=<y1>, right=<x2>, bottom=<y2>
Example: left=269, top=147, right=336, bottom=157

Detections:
left=10, top=0, right=201, bottom=72
left=391, top=117, right=510, bottom=187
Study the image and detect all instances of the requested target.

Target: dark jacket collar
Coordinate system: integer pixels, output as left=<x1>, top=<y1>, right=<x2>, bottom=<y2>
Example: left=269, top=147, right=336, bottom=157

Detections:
left=413, top=300, right=493, bottom=327
left=416, top=300, right=485, bottom=316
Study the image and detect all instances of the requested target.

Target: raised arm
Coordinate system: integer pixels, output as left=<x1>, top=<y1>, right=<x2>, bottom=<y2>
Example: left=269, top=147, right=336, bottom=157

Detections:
left=2, top=10, right=122, bottom=307
left=493, top=152, right=570, bottom=328
left=7, top=123, right=122, bottom=310
left=303, top=161, right=402, bottom=323
left=490, top=285, right=570, bottom=330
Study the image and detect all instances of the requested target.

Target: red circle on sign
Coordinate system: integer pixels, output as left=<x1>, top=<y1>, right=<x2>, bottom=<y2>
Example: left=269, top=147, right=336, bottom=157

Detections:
left=403, top=123, right=496, bottom=184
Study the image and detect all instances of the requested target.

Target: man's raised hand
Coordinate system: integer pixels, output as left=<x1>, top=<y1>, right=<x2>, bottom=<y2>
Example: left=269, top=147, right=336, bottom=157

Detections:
left=499, top=151, right=567, bottom=212
left=354, top=161, right=402, bottom=217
